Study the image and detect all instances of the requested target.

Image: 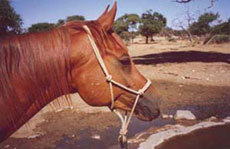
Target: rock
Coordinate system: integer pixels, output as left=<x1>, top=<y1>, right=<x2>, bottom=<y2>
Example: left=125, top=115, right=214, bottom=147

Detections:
left=206, top=116, right=218, bottom=121
left=161, top=114, right=173, bottom=119
left=223, top=117, right=230, bottom=123
left=179, top=84, right=183, bottom=88
left=174, top=110, right=196, bottom=120
left=138, top=120, right=226, bottom=149
left=55, top=109, right=63, bottom=113
left=71, top=134, right=75, bottom=138
left=91, top=135, right=101, bottom=140
left=4, top=145, right=10, bottom=148
left=27, top=134, right=41, bottom=139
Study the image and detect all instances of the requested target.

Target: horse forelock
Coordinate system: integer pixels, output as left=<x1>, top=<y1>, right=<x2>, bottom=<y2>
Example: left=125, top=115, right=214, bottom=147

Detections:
left=85, top=21, right=128, bottom=57
left=65, top=21, right=111, bottom=57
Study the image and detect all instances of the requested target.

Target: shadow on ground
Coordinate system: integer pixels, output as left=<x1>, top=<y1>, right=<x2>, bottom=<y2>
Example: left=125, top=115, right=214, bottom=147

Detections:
left=132, top=51, right=230, bottom=65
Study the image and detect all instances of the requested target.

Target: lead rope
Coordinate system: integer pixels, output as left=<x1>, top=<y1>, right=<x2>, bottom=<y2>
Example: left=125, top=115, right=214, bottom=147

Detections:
left=83, top=25, right=151, bottom=149
left=114, top=80, right=151, bottom=149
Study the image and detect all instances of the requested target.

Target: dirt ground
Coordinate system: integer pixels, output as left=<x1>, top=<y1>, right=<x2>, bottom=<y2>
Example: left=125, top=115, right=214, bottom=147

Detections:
left=0, top=37, right=230, bottom=149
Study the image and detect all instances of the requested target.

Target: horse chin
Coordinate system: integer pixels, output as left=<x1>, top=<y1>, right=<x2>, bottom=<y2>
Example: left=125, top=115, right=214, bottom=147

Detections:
left=134, top=107, right=160, bottom=121
left=115, top=95, right=160, bottom=121
left=136, top=113, right=154, bottom=121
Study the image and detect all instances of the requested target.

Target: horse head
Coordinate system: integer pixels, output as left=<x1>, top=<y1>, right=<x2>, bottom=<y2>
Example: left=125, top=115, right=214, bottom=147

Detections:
left=65, top=2, right=161, bottom=121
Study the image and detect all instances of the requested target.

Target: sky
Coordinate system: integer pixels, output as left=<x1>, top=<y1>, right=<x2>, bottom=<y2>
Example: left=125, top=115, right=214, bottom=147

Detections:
left=10, top=0, right=230, bottom=29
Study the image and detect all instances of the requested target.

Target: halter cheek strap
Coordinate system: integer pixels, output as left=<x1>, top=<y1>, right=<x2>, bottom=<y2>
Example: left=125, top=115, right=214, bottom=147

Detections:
left=82, top=25, right=151, bottom=148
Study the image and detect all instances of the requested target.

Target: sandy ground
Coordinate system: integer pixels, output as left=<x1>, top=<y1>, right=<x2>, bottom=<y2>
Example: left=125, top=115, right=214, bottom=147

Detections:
left=1, top=37, right=230, bottom=149
left=130, top=37, right=230, bottom=86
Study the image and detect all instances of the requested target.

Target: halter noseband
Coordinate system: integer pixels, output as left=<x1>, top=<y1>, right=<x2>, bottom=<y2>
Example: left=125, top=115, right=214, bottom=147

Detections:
left=83, top=25, right=151, bottom=148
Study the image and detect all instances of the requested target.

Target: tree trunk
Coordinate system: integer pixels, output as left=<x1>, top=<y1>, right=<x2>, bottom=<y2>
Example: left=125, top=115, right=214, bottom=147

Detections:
left=145, top=36, right=149, bottom=44
left=150, top=36, right=155, bottom=42
left=186, top=31, right=193, bottom=43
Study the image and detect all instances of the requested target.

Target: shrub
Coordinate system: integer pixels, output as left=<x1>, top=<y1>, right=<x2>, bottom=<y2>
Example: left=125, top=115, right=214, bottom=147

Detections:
left=204, top=35, right=230, bottom=44
left=167, top=37, right=177, bottom=42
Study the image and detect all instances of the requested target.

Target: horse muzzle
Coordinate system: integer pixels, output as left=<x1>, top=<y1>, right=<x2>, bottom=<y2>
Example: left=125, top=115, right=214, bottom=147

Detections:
left=135, top=88, right=161, bottom=121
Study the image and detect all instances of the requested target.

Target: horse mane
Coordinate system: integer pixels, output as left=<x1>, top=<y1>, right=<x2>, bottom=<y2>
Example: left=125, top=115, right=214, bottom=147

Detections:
left=0, top=27, right=73, bottom=123
left=0, top=21, right=111, bottom=128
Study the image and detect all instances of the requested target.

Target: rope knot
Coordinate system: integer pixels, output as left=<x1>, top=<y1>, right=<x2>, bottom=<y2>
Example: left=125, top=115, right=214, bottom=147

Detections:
left=137, top=89, right=145, bottom=96
left=106, top=75, right=112, bottom=82
left=120, top=128, right=128, bottom=136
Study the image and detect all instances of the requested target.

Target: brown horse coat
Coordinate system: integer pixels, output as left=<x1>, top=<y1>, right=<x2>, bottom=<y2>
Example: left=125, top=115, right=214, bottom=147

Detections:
left=0, top=3, right=161, bottom=142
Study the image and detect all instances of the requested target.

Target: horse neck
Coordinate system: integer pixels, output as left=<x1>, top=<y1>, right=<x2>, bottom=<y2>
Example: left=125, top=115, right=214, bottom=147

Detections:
left=0, top=29, right=72, bottom=142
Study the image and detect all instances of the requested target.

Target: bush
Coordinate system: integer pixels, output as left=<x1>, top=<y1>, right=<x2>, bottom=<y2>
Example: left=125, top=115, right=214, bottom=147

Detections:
left=212, top=21, right=230, bottom=35
left=28, top=23, right=55, bottom=33
left=120, top=31, right=132, bottom=42
left=214, top=35, right=230, bottom=44
left=167, top=37, right=176, bottom=42
left=204, top=35, right=230, bottom=44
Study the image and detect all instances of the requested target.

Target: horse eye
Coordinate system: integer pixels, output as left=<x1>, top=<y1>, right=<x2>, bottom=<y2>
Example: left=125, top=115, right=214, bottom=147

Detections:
left=119, top=56, right=131, bottom=65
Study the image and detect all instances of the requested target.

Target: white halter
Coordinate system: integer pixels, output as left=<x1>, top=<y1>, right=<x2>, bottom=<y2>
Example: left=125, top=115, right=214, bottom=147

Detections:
left=83, top=25, right=151, bottom=146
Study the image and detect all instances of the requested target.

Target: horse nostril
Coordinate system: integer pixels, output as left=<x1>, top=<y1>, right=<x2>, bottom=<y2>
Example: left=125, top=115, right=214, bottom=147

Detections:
left=152, top=109, right=160, bottom=119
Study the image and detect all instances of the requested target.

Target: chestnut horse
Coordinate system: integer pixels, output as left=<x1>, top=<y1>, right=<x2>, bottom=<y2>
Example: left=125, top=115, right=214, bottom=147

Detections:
left=0, top=3, right=161, bottom=142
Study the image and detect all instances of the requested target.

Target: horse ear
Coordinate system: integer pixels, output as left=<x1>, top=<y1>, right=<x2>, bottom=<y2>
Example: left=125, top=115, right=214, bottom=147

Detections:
left=97, top=5, right=110, bottom=21
left=97, top=2, right=117, bottom=31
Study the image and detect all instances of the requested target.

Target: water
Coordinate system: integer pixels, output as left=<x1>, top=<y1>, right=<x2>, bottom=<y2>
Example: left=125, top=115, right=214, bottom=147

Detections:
left=54, top=116, right=175, bottom=149
left=53, top=102, right=230, bottom=149
left=156, top=124, right=230, bottom=149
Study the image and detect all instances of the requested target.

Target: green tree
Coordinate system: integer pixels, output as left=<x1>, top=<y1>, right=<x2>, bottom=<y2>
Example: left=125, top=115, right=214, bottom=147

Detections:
left=28, top=14, right=85, bottom=33
left=126, top=14, right=141, bottom=42
left=212, top=20, right=230, bottom=35
left=66, top=15, right=85, bottom=22
left=198, top=12, right=219, bottom=24
left=139, top=10, right=167, bottom=44
left=0, top=0, right=22, bottom=35
left=126, top=14, right=140, bottom=30
left=113, top=14, right=140, bottom=42
left=113, top=16, right=129, bottom=35
left=56, top=19, right=65, bottom=27
left=28, top=23, right=55, bottom=33
left=189, top=12, right=219, bottom=36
